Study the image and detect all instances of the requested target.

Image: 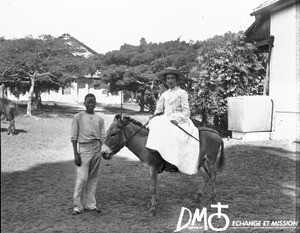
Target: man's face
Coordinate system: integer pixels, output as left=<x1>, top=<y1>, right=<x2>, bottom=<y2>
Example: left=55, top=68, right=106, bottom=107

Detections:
left=165, top=74, right=178, bottom=89
left=84, top=96, right=96, bottom=111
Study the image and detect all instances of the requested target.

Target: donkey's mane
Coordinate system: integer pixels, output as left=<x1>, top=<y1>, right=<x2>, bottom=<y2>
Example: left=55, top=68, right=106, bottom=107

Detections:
left=123, top=116, right=149, bottom=130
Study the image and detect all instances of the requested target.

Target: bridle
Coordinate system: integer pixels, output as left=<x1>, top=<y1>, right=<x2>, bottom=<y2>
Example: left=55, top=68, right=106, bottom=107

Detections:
left=107, top=117, right=152, bottom=155
left=121, top=119, right=151, bottom=146
left=119, top=113, right=164, bottom=145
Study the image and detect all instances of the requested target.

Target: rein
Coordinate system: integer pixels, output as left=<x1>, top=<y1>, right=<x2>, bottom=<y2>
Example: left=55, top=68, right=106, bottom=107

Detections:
left=119, top=116, right=223, bottom=177
left=120, top=114, right=222, bottom=147
left=122, top=116, right=222, bottom=146
left=174, top=124, right=200, bottom=142
left=122, top=118, right=151, bottom=145
left=121, top=113, right=162, bottom=144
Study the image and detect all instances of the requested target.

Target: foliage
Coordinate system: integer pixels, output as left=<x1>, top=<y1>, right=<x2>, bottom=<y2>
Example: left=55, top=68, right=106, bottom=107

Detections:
left=189, top=32, right=267, bottom=135
left=0, top=35, right=97, bottom=113
left=100, top=33, right=267, bottom=127
left=101, top=38, right=199, bottom=112
left=100, top=33, right=266, bottom=124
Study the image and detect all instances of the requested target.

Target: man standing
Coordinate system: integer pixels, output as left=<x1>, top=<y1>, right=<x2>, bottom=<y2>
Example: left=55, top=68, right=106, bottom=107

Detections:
left=71, top=93, right=106, bottom=215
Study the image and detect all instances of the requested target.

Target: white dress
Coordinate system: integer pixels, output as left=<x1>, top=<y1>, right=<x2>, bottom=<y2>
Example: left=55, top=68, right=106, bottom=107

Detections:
left=146, top=87, right=200, bottom=175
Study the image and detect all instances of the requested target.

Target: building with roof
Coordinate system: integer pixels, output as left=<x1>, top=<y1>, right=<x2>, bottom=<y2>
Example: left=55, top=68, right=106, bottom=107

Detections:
left=58, top=33, right=99, bottom=58
left=5, top=34, right=121, bottom=105
left=244, top=0, right=299, bottom=141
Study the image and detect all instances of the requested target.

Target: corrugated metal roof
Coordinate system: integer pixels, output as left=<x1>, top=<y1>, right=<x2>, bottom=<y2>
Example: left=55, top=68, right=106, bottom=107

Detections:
left=58, top=33, right=99, bottom=58
left=253, top=0, right=280, bottom=12
left=251, top=0, right=296, bottom=16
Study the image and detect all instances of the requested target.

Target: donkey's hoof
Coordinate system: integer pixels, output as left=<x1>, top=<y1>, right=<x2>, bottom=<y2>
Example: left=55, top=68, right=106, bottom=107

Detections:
left=148, top=208, right=156, bottom=217
left=194, top=193, right=203, bottom=202
left=148, top=199, right=158, bottom=208
left=210, top=195, right=216, bottom=203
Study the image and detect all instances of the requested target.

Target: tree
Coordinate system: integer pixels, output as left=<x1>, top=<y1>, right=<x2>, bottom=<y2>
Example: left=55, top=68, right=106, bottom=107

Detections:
left=101, top=38, right=199, bottom=112
left=189, top=32, right=267, bottom=135
left=0, top=35, right=94, bottom=115
left=99, top=33, right=266, bottom=125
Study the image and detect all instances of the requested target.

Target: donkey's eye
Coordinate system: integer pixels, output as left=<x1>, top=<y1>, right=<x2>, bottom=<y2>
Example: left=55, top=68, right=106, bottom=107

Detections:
left=111, top=132, right=118, bottom=137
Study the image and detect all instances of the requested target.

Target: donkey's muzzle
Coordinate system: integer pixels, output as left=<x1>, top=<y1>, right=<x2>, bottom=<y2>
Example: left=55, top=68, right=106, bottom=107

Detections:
left=101, top=144, right=113, bottom=160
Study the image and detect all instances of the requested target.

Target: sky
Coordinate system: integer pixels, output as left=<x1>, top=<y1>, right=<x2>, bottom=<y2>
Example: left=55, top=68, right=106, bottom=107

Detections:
left=0, top=0, right=264, bottom=54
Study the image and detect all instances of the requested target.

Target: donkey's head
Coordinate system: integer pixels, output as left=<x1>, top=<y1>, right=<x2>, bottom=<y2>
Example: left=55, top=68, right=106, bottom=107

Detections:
left=101, top=114, right=129, bottom=160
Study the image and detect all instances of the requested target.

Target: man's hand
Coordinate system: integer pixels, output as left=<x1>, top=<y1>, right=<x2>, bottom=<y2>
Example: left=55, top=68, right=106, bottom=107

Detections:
left=74, top=152, right=82, bottom=167
left=170, top=120, right=178, bottom=125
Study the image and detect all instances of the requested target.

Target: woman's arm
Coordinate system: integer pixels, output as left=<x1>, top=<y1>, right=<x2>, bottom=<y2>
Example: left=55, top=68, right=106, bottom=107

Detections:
left=154, top=94, right=165, bottom=115
left=176, top=91, right=190, bottom=123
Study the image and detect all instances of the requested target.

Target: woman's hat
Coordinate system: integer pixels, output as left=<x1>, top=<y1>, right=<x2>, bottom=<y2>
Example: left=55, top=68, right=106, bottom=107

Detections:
left=157, top=67, right=185, bottom=80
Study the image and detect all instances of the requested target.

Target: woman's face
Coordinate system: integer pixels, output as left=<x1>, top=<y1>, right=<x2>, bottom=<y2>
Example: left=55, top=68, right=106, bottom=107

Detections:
left=165, top=74, right=178, bottom=89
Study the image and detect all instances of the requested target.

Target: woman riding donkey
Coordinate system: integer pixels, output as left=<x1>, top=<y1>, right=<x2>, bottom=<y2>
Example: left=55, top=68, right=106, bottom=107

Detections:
left=146, top=67, right=200, bottom=175
left=101, top=67, right=224, bottom=215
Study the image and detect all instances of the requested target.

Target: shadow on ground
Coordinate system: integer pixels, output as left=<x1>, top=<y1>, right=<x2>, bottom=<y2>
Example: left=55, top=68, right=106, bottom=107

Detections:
left=1, top=143, right=299, bottom=233
left=15, top=103, right=83, bottom=119
left=15, top=102, right=150, bottom=119
left=1, top=127, right=27, bottom=134
left=98, top=104, right=150, bottom=116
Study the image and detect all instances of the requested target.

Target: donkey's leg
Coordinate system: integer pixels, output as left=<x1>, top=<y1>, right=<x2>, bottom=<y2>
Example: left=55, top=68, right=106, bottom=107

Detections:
left=195, top=160, right=210, bottom=201
left=7, top=119, right=13, bottom=135
left=194, top=173, right=205, bottom=201
left=8, top=119, right=16, bottom=135
left=11, top=119, right=16, bottom=134
left=148, top=166, right=158, bottom=216
left=207, top=158, right=217, bottom=202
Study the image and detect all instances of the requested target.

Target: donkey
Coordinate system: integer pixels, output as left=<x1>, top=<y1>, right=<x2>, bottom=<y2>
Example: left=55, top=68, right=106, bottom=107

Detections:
left=0, top=98, right=17, bottom=135
left=101, top=114, right=225, bottom=216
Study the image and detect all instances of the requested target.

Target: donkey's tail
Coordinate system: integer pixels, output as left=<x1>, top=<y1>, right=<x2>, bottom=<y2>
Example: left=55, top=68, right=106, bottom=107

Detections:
left=215, top=139, right=225, bottom=172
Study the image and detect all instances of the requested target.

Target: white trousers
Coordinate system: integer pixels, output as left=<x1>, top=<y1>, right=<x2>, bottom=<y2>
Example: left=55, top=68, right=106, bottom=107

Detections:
left=74, top=140, right=101, bottom=211
left=146, top=115, right=200, bottom=175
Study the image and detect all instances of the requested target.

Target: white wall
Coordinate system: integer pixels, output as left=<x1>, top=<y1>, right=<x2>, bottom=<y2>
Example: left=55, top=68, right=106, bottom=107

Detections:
left=6, top=81, right=122, bottom=105
left=269, top=3, right=300, bottom=141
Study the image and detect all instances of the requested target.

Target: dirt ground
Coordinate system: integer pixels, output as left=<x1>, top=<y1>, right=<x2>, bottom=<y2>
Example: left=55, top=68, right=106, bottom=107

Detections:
left=1, top=103, right=299, bottom=233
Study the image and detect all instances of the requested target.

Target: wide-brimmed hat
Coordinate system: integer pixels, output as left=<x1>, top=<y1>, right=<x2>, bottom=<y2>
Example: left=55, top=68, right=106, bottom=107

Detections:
left=157, top=67, right=185, bottom=80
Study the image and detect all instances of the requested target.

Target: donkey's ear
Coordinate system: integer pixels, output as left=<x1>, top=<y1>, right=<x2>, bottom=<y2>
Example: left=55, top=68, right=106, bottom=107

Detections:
left=114, top=114, right=122, bottom=122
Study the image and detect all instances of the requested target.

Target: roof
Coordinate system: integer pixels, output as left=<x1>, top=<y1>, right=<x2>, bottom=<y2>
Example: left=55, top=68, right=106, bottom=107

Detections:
left=245, top=16, right=271, bottom=44
left=245, top=0, right=297, bottom=44
left=251, top=0, right=297, bottom=16
left=56, top=34, right=101, bottom=80
left=58, top=33, right=99, bottom=58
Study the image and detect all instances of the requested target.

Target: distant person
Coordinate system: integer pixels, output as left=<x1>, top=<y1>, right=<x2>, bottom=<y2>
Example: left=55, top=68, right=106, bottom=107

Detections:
left=146, top=67, right=199, bottom=175
left=71, top=93, right=106, bottom=215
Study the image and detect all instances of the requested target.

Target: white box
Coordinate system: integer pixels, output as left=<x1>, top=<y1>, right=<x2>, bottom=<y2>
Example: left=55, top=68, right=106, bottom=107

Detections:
left=228, top=96, right=274, bottom=133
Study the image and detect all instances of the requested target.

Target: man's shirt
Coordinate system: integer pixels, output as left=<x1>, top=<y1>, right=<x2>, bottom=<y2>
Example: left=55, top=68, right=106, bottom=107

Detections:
left=71, top=111, right=106, bottom=144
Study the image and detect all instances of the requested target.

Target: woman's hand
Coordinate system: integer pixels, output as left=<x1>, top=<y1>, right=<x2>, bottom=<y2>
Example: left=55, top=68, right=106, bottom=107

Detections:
left=170, top=120, right=178, bottom=125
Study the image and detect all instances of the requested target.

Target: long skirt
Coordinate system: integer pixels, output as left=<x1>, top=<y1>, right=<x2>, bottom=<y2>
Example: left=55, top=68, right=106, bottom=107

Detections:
left=146, top=115, right=200, bottom=175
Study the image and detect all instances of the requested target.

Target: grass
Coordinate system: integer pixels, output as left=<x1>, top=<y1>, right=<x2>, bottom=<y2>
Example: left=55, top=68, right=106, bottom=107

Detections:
left=1, top=102, right=299, bottom=233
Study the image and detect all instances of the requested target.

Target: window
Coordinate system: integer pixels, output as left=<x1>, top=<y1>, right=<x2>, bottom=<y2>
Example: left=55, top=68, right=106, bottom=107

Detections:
left=94, top=83, right=101, bottom=90
left=62, top=86, right=71, bottom=95
left=78, top=81, right=86, bottom=89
